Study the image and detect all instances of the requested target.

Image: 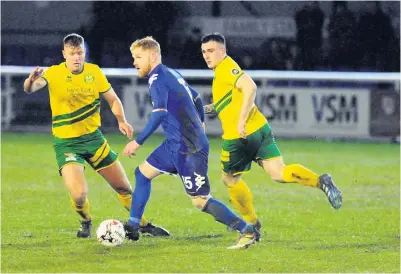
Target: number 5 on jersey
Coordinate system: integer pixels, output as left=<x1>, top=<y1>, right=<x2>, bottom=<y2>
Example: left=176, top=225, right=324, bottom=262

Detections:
left=181, top=172, right=206, bottom=192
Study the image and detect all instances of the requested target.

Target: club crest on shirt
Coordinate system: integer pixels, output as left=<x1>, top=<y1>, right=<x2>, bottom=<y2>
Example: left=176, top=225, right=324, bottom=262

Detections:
left=66, top=75, right=72, bottom=82
left=231, top=68, right=239, bottom=75
left=84, top=74, right=95, bottom=84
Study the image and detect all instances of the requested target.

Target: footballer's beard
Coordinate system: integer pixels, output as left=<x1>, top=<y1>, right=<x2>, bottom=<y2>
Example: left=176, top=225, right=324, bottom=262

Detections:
left=139, top=63, right=152, bottom=77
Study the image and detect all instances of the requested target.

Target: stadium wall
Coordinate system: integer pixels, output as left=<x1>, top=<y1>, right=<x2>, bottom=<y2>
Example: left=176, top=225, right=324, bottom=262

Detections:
left=123, top=86, right=399, bottom=140
left=1, top=66, right=399, bottom=142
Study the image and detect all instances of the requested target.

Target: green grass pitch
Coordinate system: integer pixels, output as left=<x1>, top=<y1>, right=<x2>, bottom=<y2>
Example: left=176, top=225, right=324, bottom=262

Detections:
left=1, top=132, right=399, bottom=272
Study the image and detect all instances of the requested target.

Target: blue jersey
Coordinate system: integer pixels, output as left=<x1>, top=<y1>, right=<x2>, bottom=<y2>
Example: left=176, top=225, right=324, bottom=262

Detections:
left=146, top=64, right=208, bottom=153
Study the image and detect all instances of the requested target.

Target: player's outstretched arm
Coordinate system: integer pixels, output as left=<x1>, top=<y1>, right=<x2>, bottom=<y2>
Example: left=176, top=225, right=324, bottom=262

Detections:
left=132, top=82, right=169, bottom=147
left=23, top=67, right=47, bottom=94
left=124, top=108, right=167, bottom=157
left=102, top=88, right=133, bottom=139
left=135, top=110, right=167, bottom=146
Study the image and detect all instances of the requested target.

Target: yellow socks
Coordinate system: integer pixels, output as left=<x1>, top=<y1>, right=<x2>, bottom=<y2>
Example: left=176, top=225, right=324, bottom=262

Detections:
left=72, top=193, right=149, bottom=227
left=117, top=193, right=132, bottom=211
left=282, top=164, right=319, bottom=187
left=117, top=193, right=147, bottom=227
left=71, top=197, right=91, bottom=221
left=227, top=180, right=258, bottom=224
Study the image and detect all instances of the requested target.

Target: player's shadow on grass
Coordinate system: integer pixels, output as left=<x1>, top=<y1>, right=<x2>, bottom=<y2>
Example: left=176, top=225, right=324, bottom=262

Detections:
left=173, top=234, right=224, bottom=242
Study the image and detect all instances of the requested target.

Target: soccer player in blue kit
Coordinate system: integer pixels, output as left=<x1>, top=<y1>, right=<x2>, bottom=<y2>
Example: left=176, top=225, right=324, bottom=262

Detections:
left=123, top=37, right=260, bottom=249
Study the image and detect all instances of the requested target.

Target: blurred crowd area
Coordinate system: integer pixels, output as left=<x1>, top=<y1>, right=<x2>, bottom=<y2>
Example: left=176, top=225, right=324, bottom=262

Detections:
left=1, top=1, right=400, bottom=72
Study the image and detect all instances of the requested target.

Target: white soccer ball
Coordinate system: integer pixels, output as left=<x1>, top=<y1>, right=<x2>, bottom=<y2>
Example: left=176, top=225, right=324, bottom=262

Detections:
left=96, top=219, right=125, bottom=246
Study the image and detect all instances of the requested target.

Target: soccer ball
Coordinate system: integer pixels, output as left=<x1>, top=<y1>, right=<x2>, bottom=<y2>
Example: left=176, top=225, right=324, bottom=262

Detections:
left=96, top=219, right=125, bottom=246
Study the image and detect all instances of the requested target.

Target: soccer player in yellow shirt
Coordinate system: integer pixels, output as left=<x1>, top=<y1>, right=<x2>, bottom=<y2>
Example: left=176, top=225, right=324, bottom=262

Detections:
left=200, top=33, right=342, bottom=231
left=23, top=33, right=169, bottom=238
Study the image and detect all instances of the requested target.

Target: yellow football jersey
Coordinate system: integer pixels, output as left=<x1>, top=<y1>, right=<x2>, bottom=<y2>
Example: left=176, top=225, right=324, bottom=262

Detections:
left=41, top=62, right=111, bottom=138
left=212, top=56, right=267, bottom=140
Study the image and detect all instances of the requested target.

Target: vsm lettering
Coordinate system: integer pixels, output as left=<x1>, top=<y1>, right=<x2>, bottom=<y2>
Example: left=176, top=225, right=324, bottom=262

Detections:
left=256, top=93, right=297, bottom=122
left=312, top=94, right=358, bottom=123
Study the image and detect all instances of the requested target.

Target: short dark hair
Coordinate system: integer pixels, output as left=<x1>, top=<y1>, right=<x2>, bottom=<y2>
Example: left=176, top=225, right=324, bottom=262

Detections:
left=201, top=32, right=226, bottom=47
left=63, top=33, right=84, bottom=47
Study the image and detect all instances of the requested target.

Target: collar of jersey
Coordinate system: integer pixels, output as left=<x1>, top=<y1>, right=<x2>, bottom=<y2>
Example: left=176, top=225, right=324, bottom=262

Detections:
left=214, top=56, right=229, bottom=71
left=148, top=63, right=163, bottom=77
left=63, top=62, right=85, bottom=75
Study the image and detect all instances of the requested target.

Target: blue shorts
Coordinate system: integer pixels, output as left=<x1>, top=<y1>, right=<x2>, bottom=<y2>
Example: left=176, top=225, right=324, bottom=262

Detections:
left=146, top=141, right=211, bottom=196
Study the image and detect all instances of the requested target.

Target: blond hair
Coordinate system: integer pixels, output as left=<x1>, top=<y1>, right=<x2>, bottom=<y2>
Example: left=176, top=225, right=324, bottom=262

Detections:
left=130, top=36, right=161, bottom=53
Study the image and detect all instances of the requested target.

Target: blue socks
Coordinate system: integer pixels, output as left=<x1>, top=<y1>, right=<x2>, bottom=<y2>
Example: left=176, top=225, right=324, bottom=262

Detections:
left=128, top=169, right=252, bottom=234
left=128, top=167, right=151, bottom=229
left=202, top=197, right=252, bottom=233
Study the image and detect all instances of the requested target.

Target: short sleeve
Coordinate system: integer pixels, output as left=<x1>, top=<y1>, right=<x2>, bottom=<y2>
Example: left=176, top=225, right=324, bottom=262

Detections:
left=220, top=59, right=244, bottom=87
left=96, top=66, right=112, bottom=93
left=40, top=66, right=54, bottom=83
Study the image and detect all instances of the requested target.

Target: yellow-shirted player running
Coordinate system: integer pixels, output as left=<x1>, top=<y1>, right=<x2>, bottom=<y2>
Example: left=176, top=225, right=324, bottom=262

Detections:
left=200, top=33, right=342, bottom=231
left=23, top=33, right=169, bottom=238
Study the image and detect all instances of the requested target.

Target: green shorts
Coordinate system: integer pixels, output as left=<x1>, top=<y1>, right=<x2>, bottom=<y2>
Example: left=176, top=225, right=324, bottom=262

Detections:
left=221, top=123, right=281, bottom=175
left=53, top=129, right=118, bottom=175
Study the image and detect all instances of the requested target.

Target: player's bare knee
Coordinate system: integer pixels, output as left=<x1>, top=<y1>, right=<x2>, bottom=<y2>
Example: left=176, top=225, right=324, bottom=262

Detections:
left=270, top=172, right=282, bottom=181
left=138, top=163, right=160, bottom=180
left=68, top=183, right=88, bottom=203
left=72, top=192, right=87, bottom=205
left=269, top=164, right=286, bottom=181
left=262, top=158, right=286, bottom=181
left=191, top=196, right=209, bottom=209
left=221, top=173, right=240, bottom=187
